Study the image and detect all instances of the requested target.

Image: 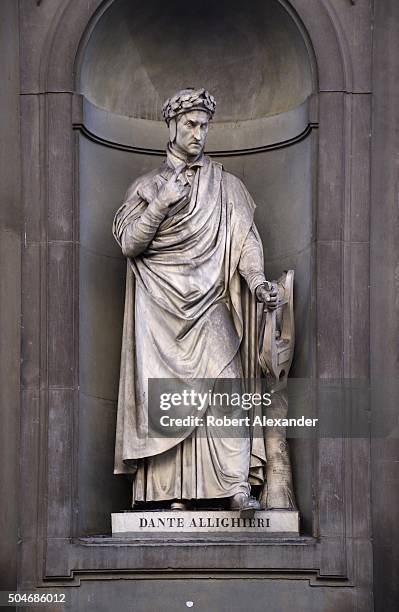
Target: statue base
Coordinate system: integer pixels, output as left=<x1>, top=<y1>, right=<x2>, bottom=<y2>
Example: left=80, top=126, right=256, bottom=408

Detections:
left=112, top=510, right=299, bottom=535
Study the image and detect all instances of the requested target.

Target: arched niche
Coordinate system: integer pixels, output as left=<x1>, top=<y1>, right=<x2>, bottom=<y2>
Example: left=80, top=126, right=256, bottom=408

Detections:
left=78, top=0, right=313, bottom=120
left=76, top=0, right=316, bottom=535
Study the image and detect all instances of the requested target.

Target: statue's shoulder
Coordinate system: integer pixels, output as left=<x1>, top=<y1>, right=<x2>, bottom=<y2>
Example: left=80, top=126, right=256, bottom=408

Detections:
left=220, top=168, right=256, bottom=210
left=205, top=157, right=246, bottom=190
left=222, top=169, right=243, bottom=187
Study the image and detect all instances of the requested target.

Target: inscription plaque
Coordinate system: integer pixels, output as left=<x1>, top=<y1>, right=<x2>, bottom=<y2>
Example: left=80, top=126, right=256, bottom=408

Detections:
left=112, top=511, right=300, bottom=535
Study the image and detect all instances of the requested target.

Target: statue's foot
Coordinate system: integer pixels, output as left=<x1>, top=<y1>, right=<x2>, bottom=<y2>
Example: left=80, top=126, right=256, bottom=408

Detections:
left=171, top=500, right=188, bottom=510
left=230, top=492, right=260, bottom=512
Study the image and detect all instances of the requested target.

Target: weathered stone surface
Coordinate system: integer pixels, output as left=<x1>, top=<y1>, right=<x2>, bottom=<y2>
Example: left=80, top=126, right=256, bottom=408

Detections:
left=0, top=0, right=21, bottom=591
left=371, top=1, right=399, bottom=609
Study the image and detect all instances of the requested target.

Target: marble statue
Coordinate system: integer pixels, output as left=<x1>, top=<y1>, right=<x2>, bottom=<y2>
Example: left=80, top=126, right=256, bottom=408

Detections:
left=113, top=88, right=296, bottom=512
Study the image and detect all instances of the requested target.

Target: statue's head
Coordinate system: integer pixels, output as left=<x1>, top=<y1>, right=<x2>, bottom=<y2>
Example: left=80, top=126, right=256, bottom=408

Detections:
left=162, top=88, right=216, bottom=157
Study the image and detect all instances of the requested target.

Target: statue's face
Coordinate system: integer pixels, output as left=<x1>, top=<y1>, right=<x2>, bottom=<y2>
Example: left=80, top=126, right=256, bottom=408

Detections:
left=174, top=110, right=210, bottom=157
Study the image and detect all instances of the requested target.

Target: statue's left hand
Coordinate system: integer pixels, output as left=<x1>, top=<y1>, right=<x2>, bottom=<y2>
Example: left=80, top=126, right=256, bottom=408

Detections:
left=256, top=283, right=278, bottom=310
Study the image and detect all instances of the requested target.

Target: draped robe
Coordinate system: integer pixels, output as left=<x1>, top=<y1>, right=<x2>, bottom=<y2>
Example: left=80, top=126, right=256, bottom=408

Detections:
left=113, top=153, right=267, bottom=503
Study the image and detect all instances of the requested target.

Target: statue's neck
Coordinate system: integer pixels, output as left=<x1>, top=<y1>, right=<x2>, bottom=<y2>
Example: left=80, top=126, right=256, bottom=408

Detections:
left=168, top=142, right=202, bottom=165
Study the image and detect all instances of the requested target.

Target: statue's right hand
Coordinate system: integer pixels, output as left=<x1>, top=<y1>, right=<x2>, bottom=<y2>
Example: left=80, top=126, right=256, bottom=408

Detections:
left=155, top=164, right=189, bottom=209
left=137, top=181, right=158, bottom=204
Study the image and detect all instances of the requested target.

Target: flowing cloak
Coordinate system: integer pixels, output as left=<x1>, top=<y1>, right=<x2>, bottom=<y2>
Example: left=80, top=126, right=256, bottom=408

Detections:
left=113, top=155, right=267, bottom=482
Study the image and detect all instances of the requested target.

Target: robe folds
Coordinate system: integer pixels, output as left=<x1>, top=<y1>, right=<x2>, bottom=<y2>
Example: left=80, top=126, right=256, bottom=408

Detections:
left=113, top=154, right=267, bottom=502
